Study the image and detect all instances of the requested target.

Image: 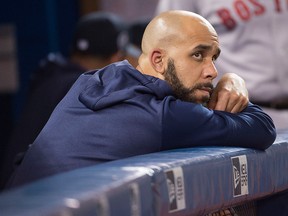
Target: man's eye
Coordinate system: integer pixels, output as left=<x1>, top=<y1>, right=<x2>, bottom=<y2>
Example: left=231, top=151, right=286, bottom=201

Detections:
left=212, top=55, right=218, bottom=62
left=193, top=52, right=202, bottom=59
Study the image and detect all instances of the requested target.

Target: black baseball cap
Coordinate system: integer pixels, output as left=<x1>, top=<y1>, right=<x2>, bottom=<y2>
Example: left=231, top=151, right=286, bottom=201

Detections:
left=71, top=12, right=126, bottom=57
left=127, top=19, right=149, bottom=48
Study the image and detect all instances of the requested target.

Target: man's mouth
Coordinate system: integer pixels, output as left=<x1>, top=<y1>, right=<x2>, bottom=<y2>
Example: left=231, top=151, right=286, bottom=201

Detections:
left=201, top=86, right=212, bottom=92
left=198, top=86, right=213, bottom=95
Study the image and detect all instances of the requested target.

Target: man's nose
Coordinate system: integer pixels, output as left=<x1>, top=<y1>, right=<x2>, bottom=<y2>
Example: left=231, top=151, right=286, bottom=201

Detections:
left=203, top=61, right=218, bottom=79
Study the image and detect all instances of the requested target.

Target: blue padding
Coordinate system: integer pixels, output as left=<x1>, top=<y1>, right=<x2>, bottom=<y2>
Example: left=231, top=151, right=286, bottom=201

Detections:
left=0, top=166, right=154, bottom=216
left=0, top=131, right=288, bottom=215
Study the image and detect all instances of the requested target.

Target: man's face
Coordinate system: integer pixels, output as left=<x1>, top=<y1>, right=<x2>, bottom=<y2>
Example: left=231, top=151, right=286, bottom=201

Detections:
left=163, top=26, right=220, bottom=104
left=164, top=58, right=214, bottom=104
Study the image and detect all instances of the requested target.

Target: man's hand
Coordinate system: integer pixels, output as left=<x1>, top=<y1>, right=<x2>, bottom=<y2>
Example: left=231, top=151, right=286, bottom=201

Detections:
left=208, top=73, right=249, bottom=113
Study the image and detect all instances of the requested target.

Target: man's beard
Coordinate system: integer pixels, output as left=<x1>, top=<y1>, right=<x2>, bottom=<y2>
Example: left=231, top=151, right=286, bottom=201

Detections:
left=164, top=59, right=213, bottom=104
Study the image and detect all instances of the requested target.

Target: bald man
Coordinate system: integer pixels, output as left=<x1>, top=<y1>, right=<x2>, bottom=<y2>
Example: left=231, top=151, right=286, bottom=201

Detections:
left=6, top=11, right=275, bottom=189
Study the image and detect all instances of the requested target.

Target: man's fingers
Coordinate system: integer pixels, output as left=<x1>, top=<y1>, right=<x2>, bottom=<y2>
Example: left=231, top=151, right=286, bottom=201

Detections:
left=210, top=89, right=230, bottom=111
left=210, top=72, right=249, bottom=113
left=209, top=89, right=249, bottom=113
left=214, top=96, right=228, bottom=111
left=229, top=96, right=249, bottom=113
left=208, top=94, right=217, bottom=110
left=225, top=94, right=245, bottom=113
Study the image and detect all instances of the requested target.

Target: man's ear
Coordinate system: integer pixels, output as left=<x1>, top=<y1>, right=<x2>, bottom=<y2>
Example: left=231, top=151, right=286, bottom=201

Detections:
left=150, top=49, right=166, bottom=75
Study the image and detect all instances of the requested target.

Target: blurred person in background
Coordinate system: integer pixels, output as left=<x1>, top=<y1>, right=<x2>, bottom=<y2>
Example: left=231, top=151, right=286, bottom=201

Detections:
left=156, top=0, right=288, bottom=131
left=0, top=11, right=126, bottom=190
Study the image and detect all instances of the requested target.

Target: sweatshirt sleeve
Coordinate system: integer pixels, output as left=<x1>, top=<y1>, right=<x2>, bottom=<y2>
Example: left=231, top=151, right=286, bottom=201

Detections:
left=162, top=99, right=276, bottom=151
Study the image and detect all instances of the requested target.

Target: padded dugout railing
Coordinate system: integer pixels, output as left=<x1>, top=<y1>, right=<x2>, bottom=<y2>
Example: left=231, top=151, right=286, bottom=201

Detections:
left=0, top=131, right=288, bottom=216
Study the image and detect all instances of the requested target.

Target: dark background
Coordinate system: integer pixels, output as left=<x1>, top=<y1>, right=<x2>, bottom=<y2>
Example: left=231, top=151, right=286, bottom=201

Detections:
left=0, top=0, right=80, bottom=120
left=0, top=0, right=102, bottom=175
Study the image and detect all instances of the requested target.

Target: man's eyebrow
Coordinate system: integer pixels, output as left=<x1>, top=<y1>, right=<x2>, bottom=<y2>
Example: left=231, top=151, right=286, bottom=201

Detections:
left=193, top=44, right=212, bottom=51
left=193, top=44, right=221, bottom=56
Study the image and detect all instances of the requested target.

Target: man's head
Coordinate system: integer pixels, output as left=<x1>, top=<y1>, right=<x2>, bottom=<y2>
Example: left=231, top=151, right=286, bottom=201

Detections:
left=137, top=10, right=221, bottom=104
left=70, top=12, right=126, bottom=69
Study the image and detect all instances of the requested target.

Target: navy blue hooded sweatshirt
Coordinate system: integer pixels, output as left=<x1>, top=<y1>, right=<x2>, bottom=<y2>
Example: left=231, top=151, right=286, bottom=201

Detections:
left=7, top=60, right=276, bottom=188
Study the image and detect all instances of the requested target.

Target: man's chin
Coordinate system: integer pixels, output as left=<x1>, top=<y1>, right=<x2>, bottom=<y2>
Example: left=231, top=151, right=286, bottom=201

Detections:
left=192, top=92, right=210, bottom=104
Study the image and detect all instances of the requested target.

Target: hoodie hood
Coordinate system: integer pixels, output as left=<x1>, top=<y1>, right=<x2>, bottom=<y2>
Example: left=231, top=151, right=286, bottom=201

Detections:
left=79, top=60, right=173, bottom=110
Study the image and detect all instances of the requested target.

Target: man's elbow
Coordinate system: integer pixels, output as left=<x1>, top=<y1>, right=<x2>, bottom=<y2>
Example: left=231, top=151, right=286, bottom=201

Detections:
left=254, top=127, right=277, bottom=150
